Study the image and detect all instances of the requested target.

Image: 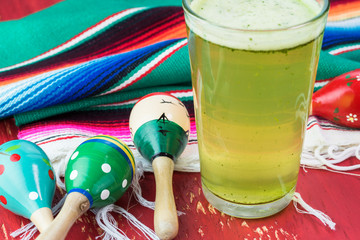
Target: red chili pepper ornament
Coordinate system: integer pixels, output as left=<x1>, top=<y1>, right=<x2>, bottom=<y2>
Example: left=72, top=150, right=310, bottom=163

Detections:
left=311, top=69, right=360, bottom=128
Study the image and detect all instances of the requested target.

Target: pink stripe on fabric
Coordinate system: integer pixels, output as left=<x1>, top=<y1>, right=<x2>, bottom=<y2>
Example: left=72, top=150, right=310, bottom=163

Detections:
left=18, top=120, right=197, bottom=140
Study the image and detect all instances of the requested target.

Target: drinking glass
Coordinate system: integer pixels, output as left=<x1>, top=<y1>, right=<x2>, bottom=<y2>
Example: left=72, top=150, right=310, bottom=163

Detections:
left=183, top=0, right=329, bottom=218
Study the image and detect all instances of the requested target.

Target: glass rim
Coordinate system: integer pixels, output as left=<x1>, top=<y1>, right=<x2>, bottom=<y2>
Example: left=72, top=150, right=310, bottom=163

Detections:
left=182, top=0, right=330, bottom=33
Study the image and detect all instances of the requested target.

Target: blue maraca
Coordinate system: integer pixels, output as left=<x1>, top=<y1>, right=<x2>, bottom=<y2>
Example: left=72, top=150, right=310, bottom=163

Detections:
left=0, top=140, right=55, bottom=232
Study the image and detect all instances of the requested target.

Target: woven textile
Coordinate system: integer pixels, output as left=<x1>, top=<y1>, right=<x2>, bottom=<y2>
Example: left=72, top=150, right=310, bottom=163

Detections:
left=315, top=0, right=360, bottom=87
left=0, top=0, right=359, bottom=173
left=302, top=0, right=360, bottom=169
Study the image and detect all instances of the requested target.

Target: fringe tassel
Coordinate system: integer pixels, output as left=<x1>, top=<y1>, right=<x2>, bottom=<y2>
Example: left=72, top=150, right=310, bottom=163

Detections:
left=10, top=223, right=38, bottom=240
left=314, top=145, right=360, bottom=171
left=10, top=196, right=66, bottom=239
left=301, top=145, right=360, bottom=174
left=131, top=162, right=155, bottom=210
left=55, top=167, right=66, bottom=191
left=292, top=192, right=336, bottom=230
left=92, top=162, right=166, bottom=240
left=301, top=164, right=360, bottom=177
left=94, top=204, right=160, bottom=240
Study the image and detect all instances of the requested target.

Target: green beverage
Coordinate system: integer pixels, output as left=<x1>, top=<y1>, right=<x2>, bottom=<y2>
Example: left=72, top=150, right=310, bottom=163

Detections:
left=183, top=0, right=329, bottom=218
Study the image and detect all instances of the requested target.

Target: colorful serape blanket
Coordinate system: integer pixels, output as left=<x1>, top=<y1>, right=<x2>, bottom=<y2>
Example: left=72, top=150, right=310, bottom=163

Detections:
left=0, top=0, right=360, bottom=175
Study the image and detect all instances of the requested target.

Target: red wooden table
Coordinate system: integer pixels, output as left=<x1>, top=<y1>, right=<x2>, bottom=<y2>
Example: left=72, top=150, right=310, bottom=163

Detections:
left=1, top=1, right=360, bottom=240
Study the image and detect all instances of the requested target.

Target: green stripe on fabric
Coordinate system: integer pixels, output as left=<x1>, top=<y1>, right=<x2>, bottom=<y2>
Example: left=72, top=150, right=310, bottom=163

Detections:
left=37, top=7, right=150, bottom=59
left=0, top=0, right=182, bottom=68
left=106, top=40, right=191, bottom=92
left=316, top=50, right=360, bottom=80
left=89, top=94, right=193, bottom=111
left=14, top=85, right=191, bottom=126
left=336, top=49, right=360, bottom=63
left=132, top=44, right=192, bottom=90
left=324, top=42, right=359, bottom=55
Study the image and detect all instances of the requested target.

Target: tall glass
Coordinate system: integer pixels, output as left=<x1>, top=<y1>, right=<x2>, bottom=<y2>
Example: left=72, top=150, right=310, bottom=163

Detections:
left=183, top=0, right=329, bottom=218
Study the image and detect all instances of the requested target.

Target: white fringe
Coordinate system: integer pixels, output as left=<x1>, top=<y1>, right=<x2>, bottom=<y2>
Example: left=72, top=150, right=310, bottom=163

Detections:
left=301, top=164, right=360, bottom=177
left=94, top=204, right=160, bottom=240
left=301, top=144, right=360, bottom=173
left=131, top=162, right=156, bottom=210
left=10, top=223, right=38, bottom=240
left=314, top=146, right=360, bottom=171
left=292, top=192, right=336, bottom=230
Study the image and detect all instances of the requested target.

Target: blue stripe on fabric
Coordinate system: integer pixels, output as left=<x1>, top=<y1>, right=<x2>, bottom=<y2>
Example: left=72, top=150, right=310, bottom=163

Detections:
left=68, top=188, right=94, bottom=207
left=52, top=55, right=124, bottom=104
left=323, top=19, right=360, bottom=48
left=0, top=38, right=180, bottom=119
left=3, top=8, right=152, bottom=109
left=65, top=47, right=153, bottom=101
left=0, top=65, right=82, bottom=116
left=67, top=39, right=178, bottom=100
left=326, top=17, right=360, bottom=28
left=323, top=33, right=360, bottom=49
left=36, top=61, right=101, bottom=106
left=81, top=138, right=134, bottom=180
left=0, top=39, right=178, bottom=115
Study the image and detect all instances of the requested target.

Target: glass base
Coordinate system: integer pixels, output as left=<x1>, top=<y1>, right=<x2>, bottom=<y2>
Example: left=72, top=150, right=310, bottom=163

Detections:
left=202, top=183, right=295, bottom=219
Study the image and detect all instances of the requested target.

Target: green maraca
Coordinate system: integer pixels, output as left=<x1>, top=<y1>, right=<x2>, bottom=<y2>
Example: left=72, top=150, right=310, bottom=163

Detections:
left=37, top=135, right=135, bottom=240
left=129, top=92, right=190, bottom=240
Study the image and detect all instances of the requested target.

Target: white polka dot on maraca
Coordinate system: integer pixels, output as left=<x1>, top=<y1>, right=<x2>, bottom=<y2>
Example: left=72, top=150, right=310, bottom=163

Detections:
left=71, top=151, right=79, bottom=160
left=101, top=189, right=110, bottom=200
left=29, top=192, right=38, bottom=201
left=122, top=179, right=128, bottom=188
left=101, top=163, right=111, bottom=173
left=69, top=170, right=78, bottom=180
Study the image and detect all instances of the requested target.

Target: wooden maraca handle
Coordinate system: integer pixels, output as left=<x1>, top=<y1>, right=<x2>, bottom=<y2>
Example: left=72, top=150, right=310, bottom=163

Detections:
left=30, top=207, right=54, bottom=233
left=37, top=192, right=90, bottom=240
left=152, top=156, right=179, bottom=240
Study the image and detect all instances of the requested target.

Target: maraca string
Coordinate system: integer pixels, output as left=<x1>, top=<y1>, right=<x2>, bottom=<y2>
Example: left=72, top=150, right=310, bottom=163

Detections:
left=95, top=204, right=160, bottom=240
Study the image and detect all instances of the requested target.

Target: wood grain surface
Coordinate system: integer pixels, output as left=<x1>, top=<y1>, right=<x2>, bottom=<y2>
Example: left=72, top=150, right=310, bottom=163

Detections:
left=0, top=1, right=359, bottom=239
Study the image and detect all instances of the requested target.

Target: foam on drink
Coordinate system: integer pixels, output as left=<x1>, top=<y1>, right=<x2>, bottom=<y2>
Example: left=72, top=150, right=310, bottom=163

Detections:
left=185, top=0, right=325, bottom=50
